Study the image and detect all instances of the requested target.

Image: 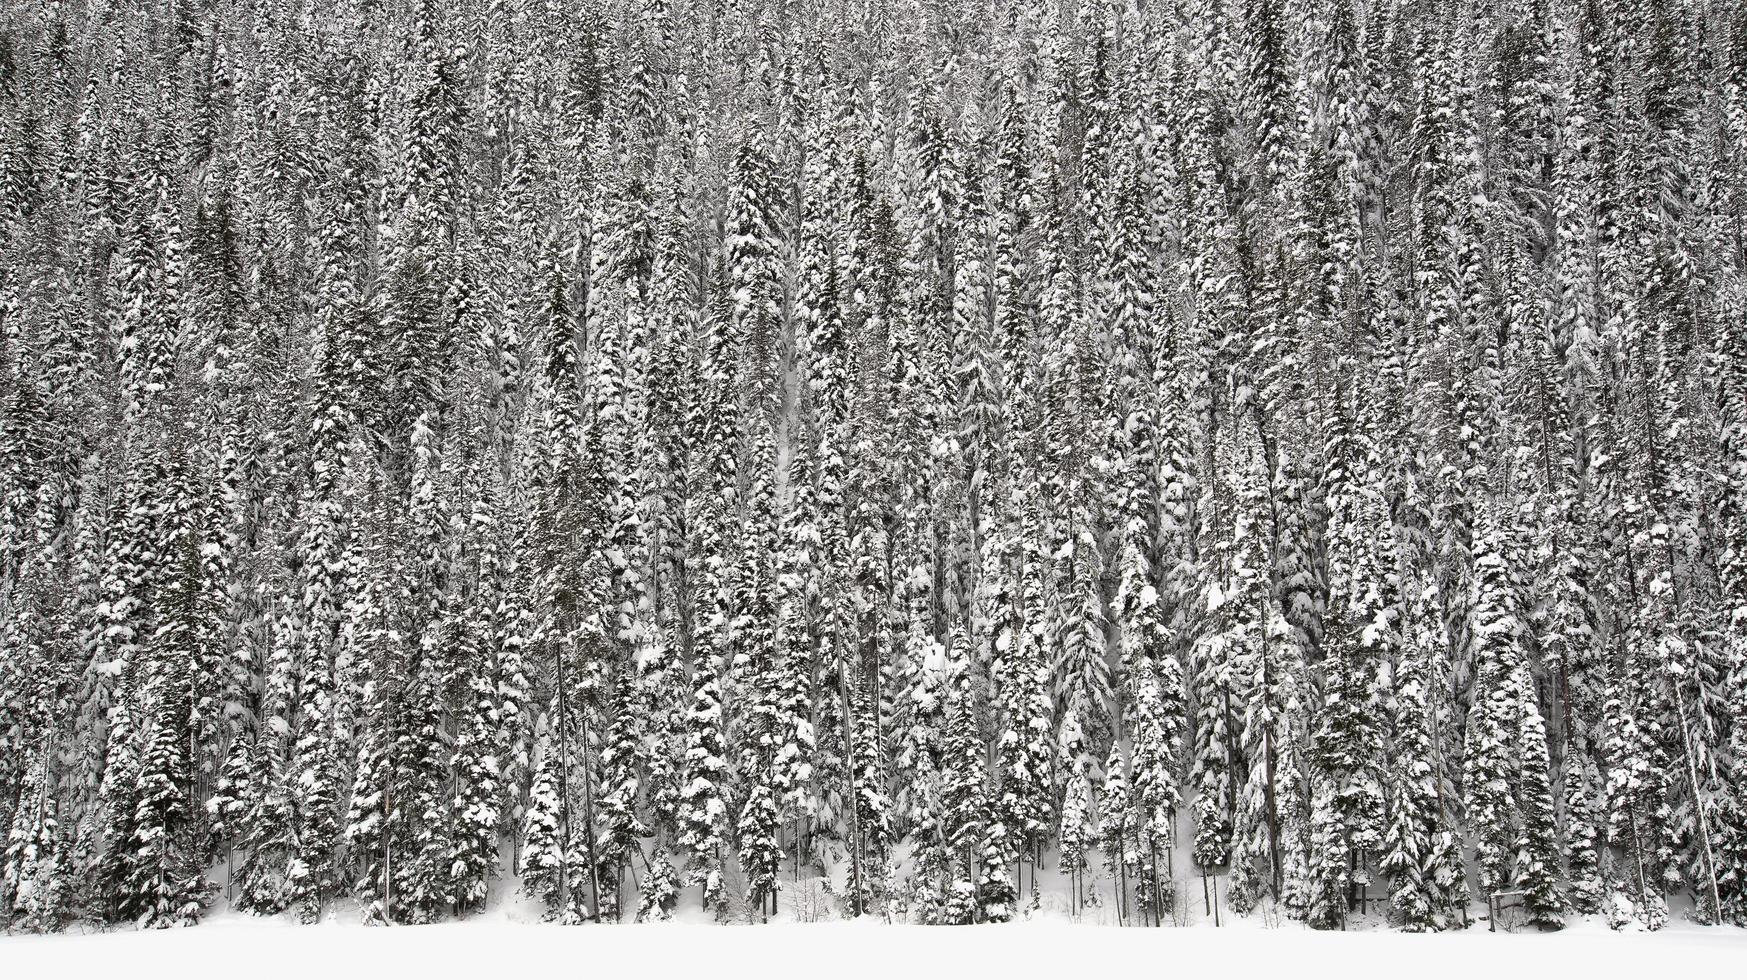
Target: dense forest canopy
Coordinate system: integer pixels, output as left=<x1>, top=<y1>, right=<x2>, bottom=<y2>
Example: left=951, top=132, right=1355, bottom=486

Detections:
left=2, top=0, right=1746, bottom=935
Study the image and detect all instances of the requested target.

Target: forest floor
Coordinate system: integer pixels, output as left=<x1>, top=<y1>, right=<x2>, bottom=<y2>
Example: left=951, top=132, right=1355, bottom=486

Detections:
left=5, top=894, right=1743, bottom=980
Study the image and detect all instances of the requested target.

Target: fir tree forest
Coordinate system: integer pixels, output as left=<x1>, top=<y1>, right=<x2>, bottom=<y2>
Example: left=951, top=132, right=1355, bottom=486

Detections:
left=3, top=0, right=1747, bottom=939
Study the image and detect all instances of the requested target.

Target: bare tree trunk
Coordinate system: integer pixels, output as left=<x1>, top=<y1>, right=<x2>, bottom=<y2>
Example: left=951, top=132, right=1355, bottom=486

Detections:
left=1671, top=676, right=1724, bottom=918
left=1149, top=843, right=1162, bottom=927
left=843, top=671, right=863, bottom=916
left=581, top=700, right=599, bottom=920
left=554, top=629, right=575, bottom=917
left=1116, top=839, right=1128, bottom=926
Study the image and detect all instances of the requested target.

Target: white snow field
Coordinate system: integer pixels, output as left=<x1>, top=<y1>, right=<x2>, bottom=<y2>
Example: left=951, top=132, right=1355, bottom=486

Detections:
left=5, top=913, right=1743, bottom=980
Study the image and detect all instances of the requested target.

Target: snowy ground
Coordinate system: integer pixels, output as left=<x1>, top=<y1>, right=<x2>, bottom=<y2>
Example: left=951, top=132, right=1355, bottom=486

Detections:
left=6, top=904, right=1743, bottom=980
left=7, top=856, right=1744, bottom=975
